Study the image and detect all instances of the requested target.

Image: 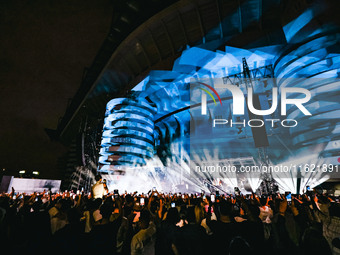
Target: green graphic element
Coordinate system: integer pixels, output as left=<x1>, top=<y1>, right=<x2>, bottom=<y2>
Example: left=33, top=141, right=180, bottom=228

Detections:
left=199, top=87, right=217, bottom=105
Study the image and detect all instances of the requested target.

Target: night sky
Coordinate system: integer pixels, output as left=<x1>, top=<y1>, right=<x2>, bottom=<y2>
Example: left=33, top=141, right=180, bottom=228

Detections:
left=0, top=0, right=113, bottom=179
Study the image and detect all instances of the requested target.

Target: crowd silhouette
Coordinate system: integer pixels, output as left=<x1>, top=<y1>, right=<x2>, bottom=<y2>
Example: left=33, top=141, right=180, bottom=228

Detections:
left=0, top=183, right=340, bottom=255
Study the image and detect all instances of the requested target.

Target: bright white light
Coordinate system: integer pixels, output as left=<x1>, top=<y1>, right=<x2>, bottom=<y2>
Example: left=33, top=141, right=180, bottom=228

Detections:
left=19, top=170, right=25, bottom=174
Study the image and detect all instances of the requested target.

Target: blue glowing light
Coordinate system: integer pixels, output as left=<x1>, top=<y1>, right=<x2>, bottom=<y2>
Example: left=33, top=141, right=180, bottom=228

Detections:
left=98, top=6, right=340, bottom=193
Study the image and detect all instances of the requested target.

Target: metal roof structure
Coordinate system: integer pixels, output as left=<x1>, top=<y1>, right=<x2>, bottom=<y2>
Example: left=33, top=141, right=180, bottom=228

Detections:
left=52, top=0, right=340, bottom=191
left=53, top=0, right=288, bottom=144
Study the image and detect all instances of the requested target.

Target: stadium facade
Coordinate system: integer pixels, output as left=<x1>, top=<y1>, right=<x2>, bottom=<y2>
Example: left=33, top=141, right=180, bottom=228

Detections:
left=51, top=0, right=340, bottom=193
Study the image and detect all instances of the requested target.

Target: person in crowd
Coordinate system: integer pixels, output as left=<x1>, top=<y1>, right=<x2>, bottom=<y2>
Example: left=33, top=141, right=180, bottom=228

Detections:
left=155, top=207, right=180, bottom=255
left=49, top=197, right=69, bottom=234
left=131, top=210, right=156, bottom=255
left=91, top=174, right=108, bottom=199
left=228, top=236, right=251, bottom=255
left=87, top=197, right=122, bottom=254
left=0, top=187, right=338, bottom=255
left=172, top=205, right=208, bottom=255
left=51, top=207, right=85, bottom=255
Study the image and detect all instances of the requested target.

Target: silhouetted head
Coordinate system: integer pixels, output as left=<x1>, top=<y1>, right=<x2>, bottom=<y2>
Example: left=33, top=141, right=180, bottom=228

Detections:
left=93, top=198, right=103, bottom=210
left=194, top=205, right=204, bottom=224
left=67, top=207, right=81, bottom=224
left=95, top=174, right=102, bottom=182
left=125, top=194, right=134, bottom=205
left=229, top=236, right=251, bottom=255
left=259, top=196, right=267, bottom=206
left=248, top=204, right=260, bottom=218
left=100, top=202, right=114, bottom=219
left=219, top=200, right=233, bottom=217
left=181, top=206, right=196, bottom=224
left=166, top=207, right=180, bottom=225
left=301, top=227, right=332, bottom=255
left=139, top=210, right=151, bottom=229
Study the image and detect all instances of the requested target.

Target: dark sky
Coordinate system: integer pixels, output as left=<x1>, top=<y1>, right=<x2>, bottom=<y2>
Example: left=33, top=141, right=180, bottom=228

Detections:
left=0, top=0, right=113, bottom=179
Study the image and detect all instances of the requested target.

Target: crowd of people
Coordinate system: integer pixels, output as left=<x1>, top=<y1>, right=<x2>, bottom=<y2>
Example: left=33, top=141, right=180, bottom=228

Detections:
left=0, top=175, right=340, bottom=255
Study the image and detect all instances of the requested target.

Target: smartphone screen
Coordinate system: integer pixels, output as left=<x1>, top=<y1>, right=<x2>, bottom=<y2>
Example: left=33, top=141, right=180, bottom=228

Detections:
left=140, top=198, right=145, bottom=206
left=286, top=192, right=292, bottom=202
left=171, top=202, right=176, bottom=208
left=211, top=195, right=215, bottom=202
left=114, top=189, right=119, bottom=198
left=306, top=186, right=311, bottom=191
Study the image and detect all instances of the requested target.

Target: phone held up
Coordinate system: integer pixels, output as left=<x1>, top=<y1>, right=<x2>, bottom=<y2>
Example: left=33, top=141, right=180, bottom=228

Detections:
left=285, top=191, right=292, bottom=205
left=140, top=197, right=145, bottom=206
left=234, top=187, right=240, bottom=196
left=114, top=189, right=119, bottom=199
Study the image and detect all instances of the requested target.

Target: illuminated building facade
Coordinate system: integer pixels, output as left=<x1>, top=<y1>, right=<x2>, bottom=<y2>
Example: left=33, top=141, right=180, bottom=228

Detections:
left=54, top=0, right=340, bottom=192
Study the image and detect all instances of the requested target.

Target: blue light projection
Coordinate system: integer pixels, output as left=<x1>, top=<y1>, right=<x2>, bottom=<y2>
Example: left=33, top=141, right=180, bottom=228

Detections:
left=98, top=6, right=340, bottom=193
left=99, top=97, right=156, bottom=172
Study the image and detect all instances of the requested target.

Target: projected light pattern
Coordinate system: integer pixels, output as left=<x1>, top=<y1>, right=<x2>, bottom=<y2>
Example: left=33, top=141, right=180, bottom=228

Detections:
left=98, top=3, right=340, bottom=193
left=275, top=40, right=340, bottom=149
left=272, top=7, right=340, bottom=192
left=101, top=143, right=202, bottom=194
left=98, top=97, right=156, bottom=172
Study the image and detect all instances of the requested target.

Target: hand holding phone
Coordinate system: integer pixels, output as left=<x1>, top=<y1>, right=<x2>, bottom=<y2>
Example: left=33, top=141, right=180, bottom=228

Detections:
left=114, top=189, right=119, bottom=198
left=285, top=192, right=292, bottom=205
left=234, top=187, right=240, bottom=196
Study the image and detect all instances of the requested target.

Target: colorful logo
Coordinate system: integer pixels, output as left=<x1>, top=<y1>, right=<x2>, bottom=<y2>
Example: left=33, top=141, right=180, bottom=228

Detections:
left=197, top=82, right=223, bottom=106
left=197, top=82, right=311, bottom=117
